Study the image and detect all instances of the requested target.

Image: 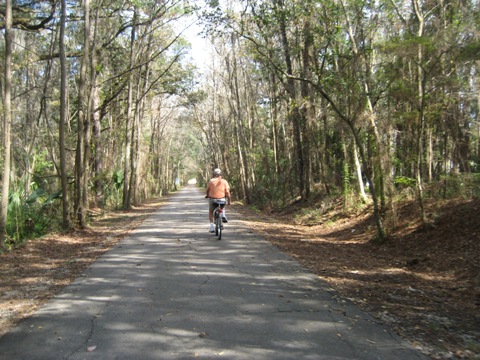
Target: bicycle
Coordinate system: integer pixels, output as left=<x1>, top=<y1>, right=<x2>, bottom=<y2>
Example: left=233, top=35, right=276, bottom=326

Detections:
left=211, top=198, right=227, bottom=240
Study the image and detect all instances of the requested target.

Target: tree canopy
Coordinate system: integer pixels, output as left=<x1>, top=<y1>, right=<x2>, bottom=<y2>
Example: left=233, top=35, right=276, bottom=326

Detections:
left=1, top=0, right=479, bottom=247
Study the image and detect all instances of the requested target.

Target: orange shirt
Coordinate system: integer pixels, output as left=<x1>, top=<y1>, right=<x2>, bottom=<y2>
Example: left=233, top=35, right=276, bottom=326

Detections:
left=206, top=177, right=230, bottom=199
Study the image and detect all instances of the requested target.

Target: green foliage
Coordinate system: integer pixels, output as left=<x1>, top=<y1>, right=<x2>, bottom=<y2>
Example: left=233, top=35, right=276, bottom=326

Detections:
left=5, top=185, right=62, bottom=249
left=394, top=176, right=416, bottom=189
left=112, top=170, right=124, bottom=190
left=207, top=0, right=219, bottom=7
left=441, top=173, right=480, bottom=199
left=457, top=41, right=480, bottom=61
left=34, top=150, right=54, bottom=174
left=379, top=35, right=435, bottom=57
left=103, top=170, right=124, bottom=209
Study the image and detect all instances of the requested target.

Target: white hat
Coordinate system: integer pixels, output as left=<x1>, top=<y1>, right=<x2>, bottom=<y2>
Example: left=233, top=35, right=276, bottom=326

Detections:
left=213, top=168, right=221, bottom=175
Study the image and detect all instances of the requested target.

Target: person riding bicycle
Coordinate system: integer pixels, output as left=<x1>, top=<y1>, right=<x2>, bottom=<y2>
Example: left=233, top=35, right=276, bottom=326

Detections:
left=205, top=168, right=231, bottom=233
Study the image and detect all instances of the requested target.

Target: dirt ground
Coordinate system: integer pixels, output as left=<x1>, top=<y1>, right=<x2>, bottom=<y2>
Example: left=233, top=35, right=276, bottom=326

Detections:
left=0, top=195, right=479, bottom=359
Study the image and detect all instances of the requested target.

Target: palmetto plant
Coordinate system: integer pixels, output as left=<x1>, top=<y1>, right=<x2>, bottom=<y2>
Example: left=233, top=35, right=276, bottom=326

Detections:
left=5, top=185, right=62, bottom=248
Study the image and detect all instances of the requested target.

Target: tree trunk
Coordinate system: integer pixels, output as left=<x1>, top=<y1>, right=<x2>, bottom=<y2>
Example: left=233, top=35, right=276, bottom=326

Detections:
left=353, top=144, right=367, bottom=202
left=350, top=125, right=386, bottom=241
left=92, top=87, right=103, bottom=207
left=59, top=0, right=70, bottom=229
left=300, top=20, right=312, bottom=199
left=0, top=0, right=13, bottom=248
left=74, top=0, right=91, bottom=227
left=413, top=0, right=427, bottom=223
left=276, top=0, right=306, bottom=200
left=231, top=35, right=252, bottom=204
left=122, top=10, right=137, bottom=209
left=269, top=74, right=280, bottom=180
left=91, top=5, right=103, bottom=209
left=340, top=0, right=387, bottom=213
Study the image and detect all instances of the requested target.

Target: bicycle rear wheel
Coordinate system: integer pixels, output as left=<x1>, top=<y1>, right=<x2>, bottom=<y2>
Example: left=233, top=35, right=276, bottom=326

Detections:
left=214, top=211, right=219, bottom=236
left=217, top=216, right=222, bottom=240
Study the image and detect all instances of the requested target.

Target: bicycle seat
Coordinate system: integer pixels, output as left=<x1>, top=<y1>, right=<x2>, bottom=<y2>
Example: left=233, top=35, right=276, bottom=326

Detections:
left=212, top=198, right=227, bottom=205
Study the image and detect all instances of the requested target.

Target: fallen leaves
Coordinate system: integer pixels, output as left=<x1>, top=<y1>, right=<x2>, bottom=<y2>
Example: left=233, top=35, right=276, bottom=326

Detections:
left=236, top=198, right=480, bottom=359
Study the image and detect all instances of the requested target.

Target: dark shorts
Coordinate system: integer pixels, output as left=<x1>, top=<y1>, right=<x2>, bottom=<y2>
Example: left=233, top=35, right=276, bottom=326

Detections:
left=209, top=198, right=226, bottom=211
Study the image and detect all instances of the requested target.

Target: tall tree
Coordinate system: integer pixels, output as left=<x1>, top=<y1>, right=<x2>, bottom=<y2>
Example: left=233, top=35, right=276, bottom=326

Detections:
left=59, top=0, right=70, bottom=229
left=123, top=8, right=137, bottom=209
left=0, top=0, right=13, bottom=248
left=274, top=0, right=308, bottom=200
left=74, top=0, right=92, bottom=227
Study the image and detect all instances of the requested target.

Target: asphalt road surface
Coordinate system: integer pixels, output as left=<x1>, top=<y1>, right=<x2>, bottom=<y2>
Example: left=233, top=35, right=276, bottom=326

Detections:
left=0, top=186, right=428, bottom=360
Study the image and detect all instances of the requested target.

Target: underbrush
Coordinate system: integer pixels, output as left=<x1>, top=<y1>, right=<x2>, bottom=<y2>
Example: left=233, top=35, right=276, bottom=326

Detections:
left=250, top=172, right=480, bottom=230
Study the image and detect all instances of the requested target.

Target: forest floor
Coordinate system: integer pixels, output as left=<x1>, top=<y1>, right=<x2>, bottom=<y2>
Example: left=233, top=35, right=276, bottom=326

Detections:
left=0, top=193, right=479, bottom=359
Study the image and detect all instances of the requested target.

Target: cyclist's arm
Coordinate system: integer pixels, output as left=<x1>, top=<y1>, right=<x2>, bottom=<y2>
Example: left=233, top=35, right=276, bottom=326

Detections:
left=205, top=181, right=211, bottom=198
left=225, top=182, right=231, bottom=205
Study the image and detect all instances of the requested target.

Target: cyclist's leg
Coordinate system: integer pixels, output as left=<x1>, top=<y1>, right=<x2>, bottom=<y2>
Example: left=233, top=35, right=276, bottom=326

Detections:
left=218, top=215, right=222, bottom=240
left=221, top=203, right=228, bottom=222
left=208, top=200, right=215, bottom=222
left=209, top=200, right=215, bottom=232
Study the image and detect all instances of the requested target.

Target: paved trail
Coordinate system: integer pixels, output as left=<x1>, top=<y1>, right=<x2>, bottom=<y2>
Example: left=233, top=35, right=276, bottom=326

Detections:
left=0, top=186, right=427, bottom=360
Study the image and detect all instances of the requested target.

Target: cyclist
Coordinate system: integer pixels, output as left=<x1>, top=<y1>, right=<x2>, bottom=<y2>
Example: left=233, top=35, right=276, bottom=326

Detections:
left=205, top=168, right=231, bottom=233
